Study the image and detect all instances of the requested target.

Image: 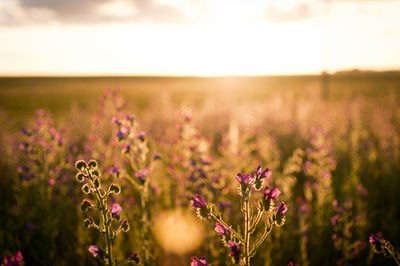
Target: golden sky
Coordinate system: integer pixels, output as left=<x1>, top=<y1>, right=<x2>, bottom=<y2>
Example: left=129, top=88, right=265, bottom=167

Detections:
left=0, top=0, right=399, bottom=76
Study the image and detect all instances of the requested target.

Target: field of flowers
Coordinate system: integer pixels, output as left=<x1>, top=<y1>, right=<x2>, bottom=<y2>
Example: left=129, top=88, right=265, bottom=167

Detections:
left=1, top=75, right=400, bottom=265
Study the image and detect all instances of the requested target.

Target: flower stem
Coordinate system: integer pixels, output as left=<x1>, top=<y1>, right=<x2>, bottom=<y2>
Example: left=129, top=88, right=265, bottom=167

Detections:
left=244, top=198, right=251, bottom=266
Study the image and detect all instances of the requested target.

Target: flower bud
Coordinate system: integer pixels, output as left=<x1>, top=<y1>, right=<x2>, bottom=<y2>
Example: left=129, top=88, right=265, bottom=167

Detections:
left=129, top=252, right=140, bottom=264
left=91, top=169, right=100, bottom=178
left=190, top=256, right=209, bottom=266
left=80, top=200, right=92, bottom=212
left=82, top=184, right=91, bottom=194
left=111, top=203, right=122, bottom=218
left=75, top=160, right=87, bottom=171
left=83, top=217, right=94, bottom=228
left=227, top=241, right=241, bottom=264
left=76, top=173, right=85, bottom=182
left=109, top=184, right=121, bottom=194
left=191, top=194, right=207, bottom=209
left=93, top=178, right=100, bottom=189
left=121, top=219, right=130, bottom=232
left=88, top=245, right=102, bottom=257
left=215, top=222, right=229, bottom=235
left=276, top=201, right=287, bottom=226
left=88, top=159, right=98, bottom=169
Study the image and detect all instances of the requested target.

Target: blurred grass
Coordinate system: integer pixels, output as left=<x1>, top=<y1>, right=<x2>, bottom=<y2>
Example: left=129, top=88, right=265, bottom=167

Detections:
left=0, top=73, right=399, bottom=127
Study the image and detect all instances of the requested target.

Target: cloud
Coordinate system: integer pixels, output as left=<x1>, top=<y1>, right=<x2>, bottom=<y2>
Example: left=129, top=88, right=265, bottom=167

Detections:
left=261, top=2, right=314, bottom=23
left=0, top=0, right=204, bottom=25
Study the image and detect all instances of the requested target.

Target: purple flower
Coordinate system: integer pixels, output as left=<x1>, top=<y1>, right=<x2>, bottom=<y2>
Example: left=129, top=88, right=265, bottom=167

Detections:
left=215, top=222, right=229, bottom=235
left=260, top=167, right=272, bottom=179
left=236, top=173, right=252, bottom=184
left=277, top=202, right=287, bottom=215
left=21, top=128, right=30, bottom=136
left=122, top=143, right=131, bottom=153
left=124, top=114, right=135, bottom=121
left=369, top=234, right=381, bottom=245
left=2, top=251, right=23, bottom=266
left=137, top=131, right=146, bottom=141
left=153, top=152, right=161, bottom=160
left=227, top=241, right=241, bottom=262
left=331, top=214, right=339, bottom=226
left=110, top=203, right=122, bottom=217
left=190, top=256, right=209, bottom=266
left=129, top=252, right=140, bottom=263
left=135, top=168, right=150, bottom=181
left=109, top=165, right=120, bottom=175
left=111, top=116, right=121, bottom=125
left=263, top=187, right=281, bottom=200
left=88, top=245, right=102, bottom=257
left=191, top=194, right=207, bottom=208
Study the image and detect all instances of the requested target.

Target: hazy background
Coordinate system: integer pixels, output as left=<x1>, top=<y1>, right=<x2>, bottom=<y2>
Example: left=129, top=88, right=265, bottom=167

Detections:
left=1, top=0, right=400, bottom=76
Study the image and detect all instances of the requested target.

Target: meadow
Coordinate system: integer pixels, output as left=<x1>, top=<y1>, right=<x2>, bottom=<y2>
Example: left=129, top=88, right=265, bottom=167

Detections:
left=0, top=73, right=400, bottom=265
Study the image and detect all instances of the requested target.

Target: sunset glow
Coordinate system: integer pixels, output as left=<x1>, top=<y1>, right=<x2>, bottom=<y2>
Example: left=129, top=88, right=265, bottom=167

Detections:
left=0, top=0, right=399, bottom=76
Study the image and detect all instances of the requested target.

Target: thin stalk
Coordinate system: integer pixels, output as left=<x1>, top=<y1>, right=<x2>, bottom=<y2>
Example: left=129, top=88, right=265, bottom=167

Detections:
left=141, top=177, right=151, bottom=265
left=89, top=171, right=114, bottom=266
left=388, top=248, right=400, bottom=266
left=210, top=213, right=244, bottom=244
left=249, top=225, right=273, bottom=258
left=243, top=198, right=251, bottom=266
left=249, top=209, right=263, bottom=234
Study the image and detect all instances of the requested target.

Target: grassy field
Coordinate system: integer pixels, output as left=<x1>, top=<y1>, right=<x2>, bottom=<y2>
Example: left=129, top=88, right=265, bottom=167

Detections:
left=1, top=73, right=400, bottom=265
left=1, top=73, right=399, bottom=125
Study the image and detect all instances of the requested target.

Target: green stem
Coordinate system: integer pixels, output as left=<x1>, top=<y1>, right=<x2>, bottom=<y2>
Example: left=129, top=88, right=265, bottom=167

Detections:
left=244, top=198, right=251, bottom=266
left=388, top=248, right=400, bottom=266
left=89, top=171, right=113, bottom=266
left=249, top=209, right=263, bottom=234
left=141, top=177, right=151, bottom=265
left=249, top=225, right=273, bottom=258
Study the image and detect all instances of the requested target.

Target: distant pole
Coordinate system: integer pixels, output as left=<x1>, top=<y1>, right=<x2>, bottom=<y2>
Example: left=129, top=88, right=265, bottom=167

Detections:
left=321, top=0, right=331, bottom=100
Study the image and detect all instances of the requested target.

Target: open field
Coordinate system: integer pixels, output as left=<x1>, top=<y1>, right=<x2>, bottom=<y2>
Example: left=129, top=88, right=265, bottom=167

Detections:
left=1, top=74, right=400, bottom=265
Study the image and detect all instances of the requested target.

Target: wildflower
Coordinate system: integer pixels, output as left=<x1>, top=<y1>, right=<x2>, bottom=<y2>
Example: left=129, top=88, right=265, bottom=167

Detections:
left=124, top=114, right=135, bottom=121
left=110, top=203, right=122, bottom=217
left=135, top=168, right=150, bottom=182
left=277, top=202, right=288, bottom=215
left=153, top=152, right=161, bottom=160
left=264, top=187, right=281, bottom=200
left=2, top=251, right=23, bottom=266
left=109, top=165, right=120, bottom=175
left=276, top=201, right=287, bottom=226
left=369, top=234, right=381, bottom=246
left=88, top=245, right=102, bottom=257
left=129, top=252, right=140, bottom=264
left=331, top=214, right=339, bottom=226
left=137, top=131, right=146, bottom=141
left=215, top=222, right=229, bottom=235
left=191, top=194, right=207, bottom=209
left=111, top=116, right=121, bottom=125
left=259, top=167, right=271, bottom=179
left=236, top=173, right=252, bottom=184
left=190, top=256, right=209, bottom=266
left=227, top=241, right=241, bottom=263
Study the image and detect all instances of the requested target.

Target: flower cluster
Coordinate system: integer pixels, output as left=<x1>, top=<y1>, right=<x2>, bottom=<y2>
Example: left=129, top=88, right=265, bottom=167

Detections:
left=2, top=251, right=23, bottom=266
left=191, top=165, right=287, bottom=265
left=75, top=159, right=139, bottom=265
left=330, top=198, right=366, bottom=264
left=369, top=233, right=400, bottom=265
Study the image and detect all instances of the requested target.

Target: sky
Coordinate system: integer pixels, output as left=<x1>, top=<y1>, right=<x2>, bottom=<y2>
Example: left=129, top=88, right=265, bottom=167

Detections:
left=0, top=0, right=399, bottom=76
